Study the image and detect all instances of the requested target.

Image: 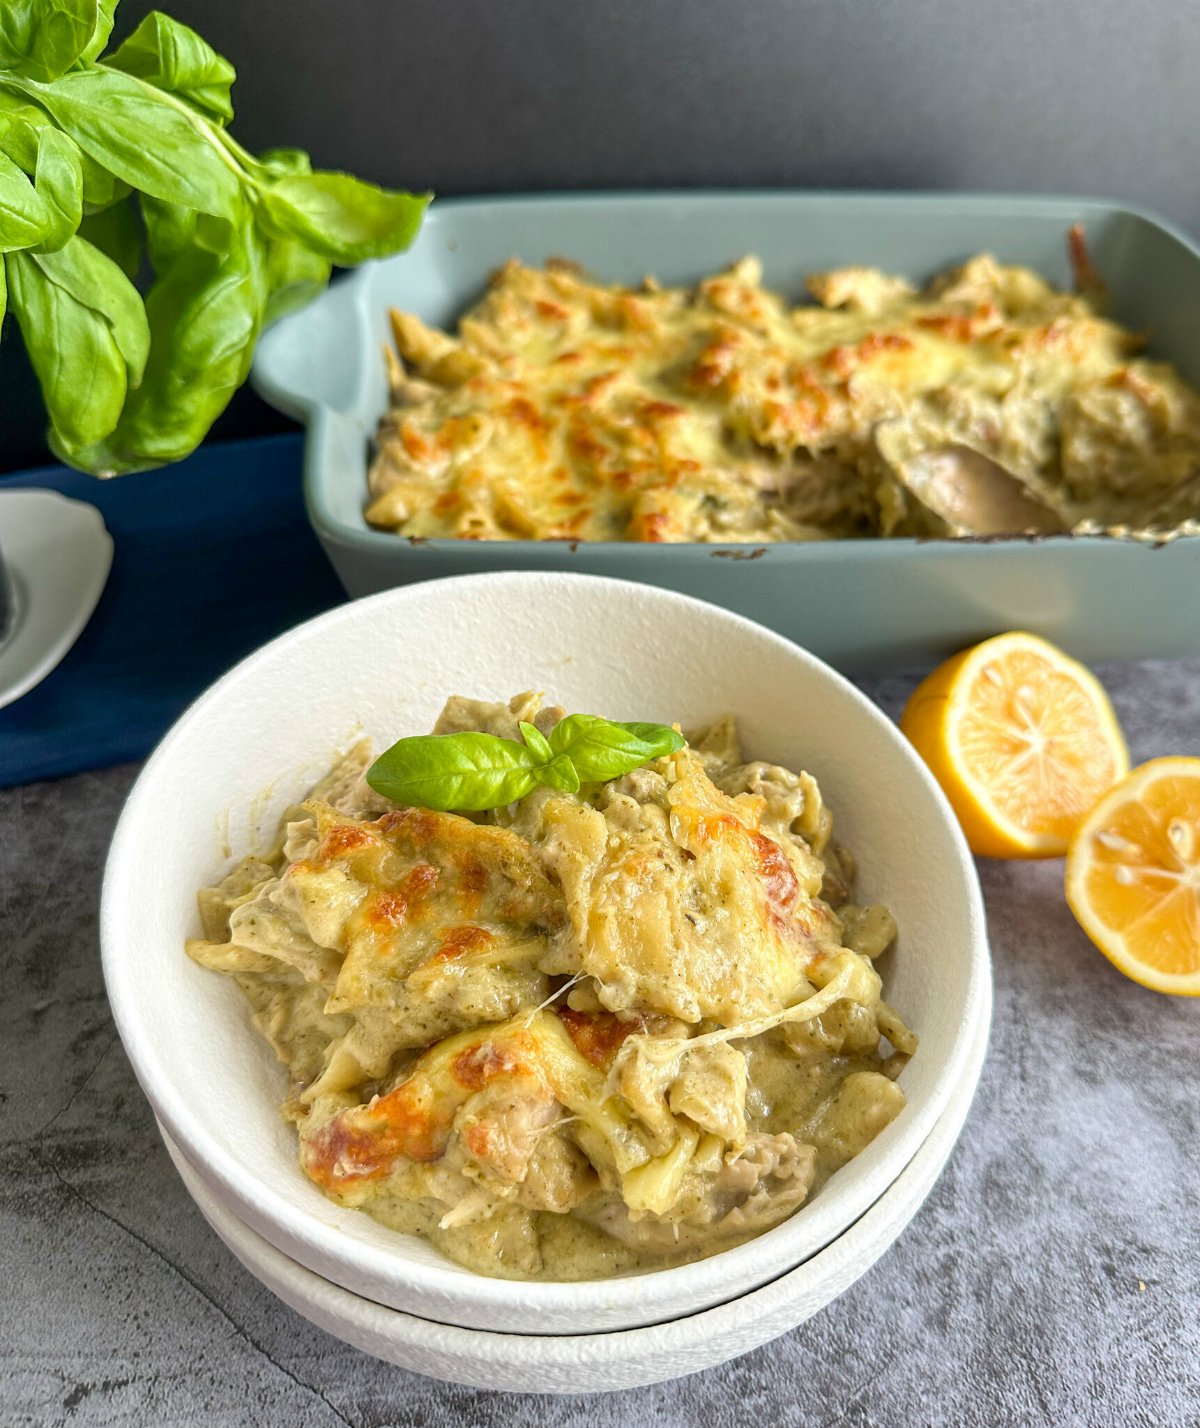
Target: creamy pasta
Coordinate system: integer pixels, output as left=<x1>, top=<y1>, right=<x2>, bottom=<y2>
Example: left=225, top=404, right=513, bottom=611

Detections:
left=188, top=693, right=916, bottom=1281
left=366, top=243, right=1200, bottom=542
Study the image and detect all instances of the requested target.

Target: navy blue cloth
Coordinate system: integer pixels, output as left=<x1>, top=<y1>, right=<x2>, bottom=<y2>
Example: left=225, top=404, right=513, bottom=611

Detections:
left=0, top=434, right=346, bottom=788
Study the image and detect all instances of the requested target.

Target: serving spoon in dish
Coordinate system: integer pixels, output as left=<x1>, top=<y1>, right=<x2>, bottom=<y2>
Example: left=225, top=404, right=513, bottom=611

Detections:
left=894, top=444, right=1068, bottom=537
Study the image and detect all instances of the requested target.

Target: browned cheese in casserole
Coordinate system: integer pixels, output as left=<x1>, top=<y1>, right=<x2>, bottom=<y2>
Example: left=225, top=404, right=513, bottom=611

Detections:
left=366, top=249, right=1200, bottom=543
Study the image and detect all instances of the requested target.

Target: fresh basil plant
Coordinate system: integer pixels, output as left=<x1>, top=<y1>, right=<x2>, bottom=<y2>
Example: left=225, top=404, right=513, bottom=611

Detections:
left=366, top=715, right=687, bottom=812
left=0, top=0, right=429, bottom=475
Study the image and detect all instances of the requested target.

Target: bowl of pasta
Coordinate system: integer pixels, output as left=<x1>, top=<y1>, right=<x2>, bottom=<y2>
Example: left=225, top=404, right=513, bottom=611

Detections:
left=101, top=571, right=990, bottom=1335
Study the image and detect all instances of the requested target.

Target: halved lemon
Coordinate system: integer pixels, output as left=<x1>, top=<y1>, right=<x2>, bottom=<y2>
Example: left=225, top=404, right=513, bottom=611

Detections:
left=900, top=631, right=1129, bottom=858
left=1066, top=758, right=1200, bottom=994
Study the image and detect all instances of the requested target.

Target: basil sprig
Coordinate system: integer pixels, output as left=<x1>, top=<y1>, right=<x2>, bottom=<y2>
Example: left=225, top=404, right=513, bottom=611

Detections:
left=0, top=1, right=429, bottom=475
left=366, top=715, right=686, bottom=812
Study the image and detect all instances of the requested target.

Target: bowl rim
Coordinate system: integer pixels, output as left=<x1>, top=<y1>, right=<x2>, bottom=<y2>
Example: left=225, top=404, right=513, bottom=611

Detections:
left=101, top=570, right=991, bottom=1328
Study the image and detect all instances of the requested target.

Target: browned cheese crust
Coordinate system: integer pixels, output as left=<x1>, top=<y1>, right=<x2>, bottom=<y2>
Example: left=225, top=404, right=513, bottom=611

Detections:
left=366, top=252, right=1200, bottom=543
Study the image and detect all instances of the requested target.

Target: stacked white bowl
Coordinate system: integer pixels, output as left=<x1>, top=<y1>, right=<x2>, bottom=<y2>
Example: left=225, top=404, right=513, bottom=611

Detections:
left=102, top=573, right=991, bottom=1394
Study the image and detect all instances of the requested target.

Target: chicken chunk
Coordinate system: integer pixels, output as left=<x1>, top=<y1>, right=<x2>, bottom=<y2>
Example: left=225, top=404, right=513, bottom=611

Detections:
left=590, top=1130, right=817, bottom=1251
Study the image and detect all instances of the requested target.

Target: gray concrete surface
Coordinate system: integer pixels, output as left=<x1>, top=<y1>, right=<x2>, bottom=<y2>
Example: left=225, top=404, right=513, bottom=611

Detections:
left=3, top=660, right=1199, bottom=1426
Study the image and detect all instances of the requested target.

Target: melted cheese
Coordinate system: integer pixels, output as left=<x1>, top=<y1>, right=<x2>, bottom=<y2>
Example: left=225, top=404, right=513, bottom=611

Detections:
left=366, top=252, right=1200, bottom=542
left=188, top=693, right=915, bottom=1282
left=529, top=749, right=829, bottom=1024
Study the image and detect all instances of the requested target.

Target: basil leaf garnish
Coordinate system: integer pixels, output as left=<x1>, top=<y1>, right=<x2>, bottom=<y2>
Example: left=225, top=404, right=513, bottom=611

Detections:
left=548, top=714, right=685, bottom=783
left=539, top=753, right=582, bottom=795
left=366, top=713, right=684, bottom=812
left=518, top=721, right=553, bottom=764
left=366, top=732, right=540, bottom=812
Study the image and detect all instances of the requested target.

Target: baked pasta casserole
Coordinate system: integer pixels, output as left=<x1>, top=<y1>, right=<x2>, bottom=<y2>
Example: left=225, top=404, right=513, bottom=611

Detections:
left=367, top=238, right=1200, bottom=542
left=187, top=693, right=917, bottom=1281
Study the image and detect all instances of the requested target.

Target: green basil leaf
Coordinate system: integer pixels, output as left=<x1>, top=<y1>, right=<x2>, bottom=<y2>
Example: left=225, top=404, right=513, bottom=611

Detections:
left=78, top=196, right=140, bottom=279
left=366, top=732, right=540, bottom=812
left=248, top=152, right=341, bottom=322
left=364, top=715, right=680, bottom=813
left=141, top=198, right=242, bottom=277
left=0, top=96, right=123, bottom=212
left=78, top=0, right=118, bottom=65
left=518, top=721, right=554, bottom=764
left=7, top=246, right=126, bottom=448
left=0, top=257, right=7, bottom=328
left=256, top=147, right=311, bottom=177
left=547, top=715, right=685, bottom=783
left=62, top=210, right=266, bottom=473
left=108, top=12, right=236, bottom=124
left=518, top=721, right=581, bottom=793
left=17, top=68, right=242, bottom=217
left=0, top=92, right=129, bottom=210
left=192, top=209, right=240, bottom=256
left=30, top=232, right=148, bottom=382
left=540, top=754, right=581, bottom=795
left=0, top=147, right=53, bottom=251
left=31, top=124, right=82, bottom=251
left=140, top=192, right=195, bottom=270
left=262, top=230, right=330, bottom=324
left=255, top=171, right=429, bottom=264
left=611, top=721, right=692, bottom=748
left=79, top=168, right=128, bottom=213
left=0, top=97, right=45, bottom=172
left=0, top=0, right=99, bottom=83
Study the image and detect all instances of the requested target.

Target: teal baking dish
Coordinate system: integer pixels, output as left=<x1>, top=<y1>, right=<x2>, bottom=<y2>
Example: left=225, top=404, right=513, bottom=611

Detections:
left=251, top=192, right=1200, bottom=671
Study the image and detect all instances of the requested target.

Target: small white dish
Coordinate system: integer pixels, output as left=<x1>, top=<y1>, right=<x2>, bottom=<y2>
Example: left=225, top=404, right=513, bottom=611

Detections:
left=102, top=572, right=990, bottom=1334
left=157, top=980, right=989, bottom=1394
left=0, top=488, right=113, bottom=710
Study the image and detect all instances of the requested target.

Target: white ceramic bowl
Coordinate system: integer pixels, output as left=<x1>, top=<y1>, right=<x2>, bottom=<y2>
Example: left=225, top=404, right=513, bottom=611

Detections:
left=102, top=572, right=990, bottom=1335
left=157, top=975, right=990, bottom=1394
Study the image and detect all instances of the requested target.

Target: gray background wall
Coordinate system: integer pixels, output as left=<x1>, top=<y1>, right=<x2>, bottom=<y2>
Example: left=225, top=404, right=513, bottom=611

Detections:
left=3, top=0, right=1198, bottom=470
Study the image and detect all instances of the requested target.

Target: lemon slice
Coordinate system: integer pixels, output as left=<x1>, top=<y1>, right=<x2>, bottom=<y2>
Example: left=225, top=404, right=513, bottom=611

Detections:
left=901, top=631, right=1129, bottom=858
left=1066, top=757, right=1200, bottom=994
